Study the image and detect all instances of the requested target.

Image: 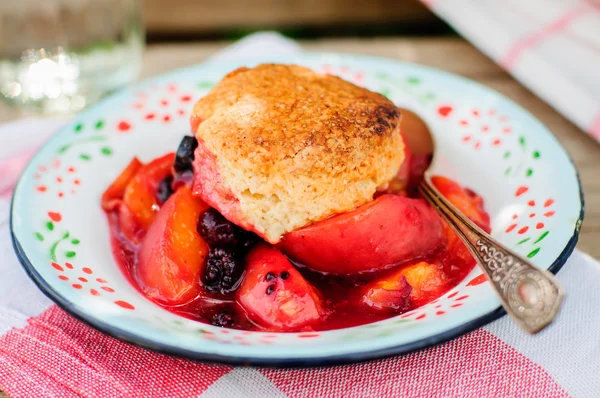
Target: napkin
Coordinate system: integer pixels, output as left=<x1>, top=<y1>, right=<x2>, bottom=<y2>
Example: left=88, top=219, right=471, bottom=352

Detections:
left=422, top=0, right=600, bottom=143
left=0, top=32, right=598, bottom=398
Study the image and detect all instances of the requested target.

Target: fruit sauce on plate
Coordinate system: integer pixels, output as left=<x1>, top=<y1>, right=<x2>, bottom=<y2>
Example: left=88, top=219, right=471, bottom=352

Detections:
left=103, top=135, right=491, bottom=333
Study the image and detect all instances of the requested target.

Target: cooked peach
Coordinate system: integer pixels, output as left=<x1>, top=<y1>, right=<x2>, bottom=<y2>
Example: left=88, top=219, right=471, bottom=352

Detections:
left=238, top=245, right=323, bottom=331
left=431, top=176, right=491, bottom=233
left=122, top=153, right=175, bottom=232
left=362, top=261, right=447, bottom=311
left=136, top=186, right=210, bottom=305
left=279, top=195, right=444, bottom=274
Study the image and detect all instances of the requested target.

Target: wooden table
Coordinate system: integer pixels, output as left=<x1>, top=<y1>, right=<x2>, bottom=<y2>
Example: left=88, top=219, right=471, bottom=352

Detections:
left=0, top=36, right=598, bottom=397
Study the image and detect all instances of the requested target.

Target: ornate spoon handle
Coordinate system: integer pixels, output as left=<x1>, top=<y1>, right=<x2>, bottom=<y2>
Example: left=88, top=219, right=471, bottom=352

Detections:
left=419, top=179, right=564, bottom=334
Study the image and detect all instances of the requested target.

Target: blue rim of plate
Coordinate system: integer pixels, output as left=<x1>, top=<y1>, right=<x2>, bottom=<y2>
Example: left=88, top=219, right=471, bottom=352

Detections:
left=9, top=52, right=585, bottom=367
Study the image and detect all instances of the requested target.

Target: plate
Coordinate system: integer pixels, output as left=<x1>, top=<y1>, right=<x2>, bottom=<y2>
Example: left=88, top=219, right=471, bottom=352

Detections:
left=10, top=53, right=583, bottom=366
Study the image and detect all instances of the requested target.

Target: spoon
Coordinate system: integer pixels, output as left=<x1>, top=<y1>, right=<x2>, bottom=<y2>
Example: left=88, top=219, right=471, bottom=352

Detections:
left=399, top=108, right=564, bottom=334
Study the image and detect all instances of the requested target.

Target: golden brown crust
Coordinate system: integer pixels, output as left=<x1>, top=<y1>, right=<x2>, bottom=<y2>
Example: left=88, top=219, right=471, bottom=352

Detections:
left=191, top=64, right=405, bottom=243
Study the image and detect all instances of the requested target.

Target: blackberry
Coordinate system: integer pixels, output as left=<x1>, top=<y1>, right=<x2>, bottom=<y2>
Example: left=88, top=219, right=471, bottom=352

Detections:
left=198, top=209, right=256, bottom=248
left=174, top=136, right=198, bottom=173
left=211, top=312, right=235, bottom=328
left=156, top=175, right=174, bottom=204
left=203, top=247, right=245, bottom=294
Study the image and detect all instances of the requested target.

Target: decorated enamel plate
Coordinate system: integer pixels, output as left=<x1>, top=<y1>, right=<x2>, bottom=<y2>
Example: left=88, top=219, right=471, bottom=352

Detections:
left=10, top=53, right=583, bottom=366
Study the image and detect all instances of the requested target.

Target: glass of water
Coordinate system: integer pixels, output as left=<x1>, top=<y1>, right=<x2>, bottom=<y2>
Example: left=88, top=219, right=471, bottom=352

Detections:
left=0, top=0, right=144, bottom=114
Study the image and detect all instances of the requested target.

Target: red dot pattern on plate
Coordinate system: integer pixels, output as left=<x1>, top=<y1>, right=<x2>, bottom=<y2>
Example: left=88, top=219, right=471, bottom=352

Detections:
left=447, top=291, right=458, bottom=299
left=515, top=186, right=529, bottom=197
left=448, top=106, right=514, bottom=149
left=436, top=311, right=446, bottom=316
left=467, top=274, right=487, bottom=286
left=451, top=303, right=463, bottom=308
left=49, top=262, right=133, bottom=310
left=298, top=333, right=320, bottom=338
left=114, top=301, right=135, bottom=310
left=35, top=162, right=81, bottom=198
left=518, top=226, right=529, bottom=234
left=132, top=84, right=198, bottom=126
left=505, top=198, right=555, bottom=243
left=455, top=295, right=469, bottom=301
left=319, top=65, right=365, bottom=84
left=117, top=121, right=132, bottom=132
left=415, top=314, right=426, bottom=320
left=48, top=211, right=62, bottom=222
left=51, top=262, right=64, bottom=271
left=437, top=105, right=453, bottom=117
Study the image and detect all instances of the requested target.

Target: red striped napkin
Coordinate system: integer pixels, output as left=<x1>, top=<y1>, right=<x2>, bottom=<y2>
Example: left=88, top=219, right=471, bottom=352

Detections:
left=1, top=33, right=598, bottom=398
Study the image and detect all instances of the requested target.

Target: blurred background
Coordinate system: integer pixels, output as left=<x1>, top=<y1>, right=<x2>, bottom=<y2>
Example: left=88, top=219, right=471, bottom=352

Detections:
left=142, top=0, right=444, bottom=39
left=0, top=0, right=451, bottom=117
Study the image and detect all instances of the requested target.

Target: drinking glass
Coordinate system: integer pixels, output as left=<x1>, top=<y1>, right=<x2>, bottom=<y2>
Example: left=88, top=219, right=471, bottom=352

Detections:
left=0, top=0, right=144, bottom=114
